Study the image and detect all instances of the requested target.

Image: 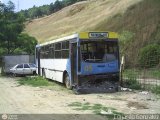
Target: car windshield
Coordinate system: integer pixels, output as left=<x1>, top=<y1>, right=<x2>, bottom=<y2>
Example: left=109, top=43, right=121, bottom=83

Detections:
left=80, top=40, right=118, bottom=63
left=11, top=65, right=17, bottom=69
left=29, top=64, right=36, bottom=68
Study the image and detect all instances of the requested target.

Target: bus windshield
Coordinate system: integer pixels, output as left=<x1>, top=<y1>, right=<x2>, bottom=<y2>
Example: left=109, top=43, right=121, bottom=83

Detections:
left=80, top=40, right=118, bottom=63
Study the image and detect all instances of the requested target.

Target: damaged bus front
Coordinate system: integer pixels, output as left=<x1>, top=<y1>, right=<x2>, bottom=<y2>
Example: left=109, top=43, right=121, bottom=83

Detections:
left=74, top=32, right=120, bottom=93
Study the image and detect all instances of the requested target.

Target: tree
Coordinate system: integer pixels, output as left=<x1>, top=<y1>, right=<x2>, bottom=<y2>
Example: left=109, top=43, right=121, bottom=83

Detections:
left=6, top=0, right=15, bottom=12
left=54, top=0, right=63, bottom=11
left=0, top=1, right=37, bottom=55
left=35, top=8, right=43, bottom=17
left=18, top=0, right=85, bottom=19
left=0, top=11, right=25, bottom=54
left=49, top=3, right=55, bottom=13
left=16, top=33, right=37, bottom=54
left=63, top=0, right=77, bottom=6
left=138, top=44, right=160, bottom=68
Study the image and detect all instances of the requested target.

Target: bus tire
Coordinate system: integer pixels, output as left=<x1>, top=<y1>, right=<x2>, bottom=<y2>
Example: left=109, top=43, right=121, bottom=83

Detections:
left=64, top=74, right=72, bottom=90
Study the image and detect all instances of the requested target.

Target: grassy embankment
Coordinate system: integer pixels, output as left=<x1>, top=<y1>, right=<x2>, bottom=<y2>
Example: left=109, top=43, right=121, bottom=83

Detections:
left=25, top=0, right=142, bottom=43
left=94, top=0, right=160, bottom=66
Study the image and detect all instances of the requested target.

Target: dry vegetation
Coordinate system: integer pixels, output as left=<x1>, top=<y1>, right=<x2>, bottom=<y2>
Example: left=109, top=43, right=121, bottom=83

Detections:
left=25, top=0, right=142, bottom=43
left=25, top=0, right=160, bottom=65
left=94, top=0, right=160, bottom=65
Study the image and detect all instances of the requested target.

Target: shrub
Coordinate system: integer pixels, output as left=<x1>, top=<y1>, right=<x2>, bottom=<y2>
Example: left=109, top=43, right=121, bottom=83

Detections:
left=138, top=44, right=160, bottom=68
left=125, top=78, right=142, bottom=90
left=151, top=86, right=160, bottom=95
left=119, top=30, right=135, bottom=56
left=124, top=70, right=141, bottom=90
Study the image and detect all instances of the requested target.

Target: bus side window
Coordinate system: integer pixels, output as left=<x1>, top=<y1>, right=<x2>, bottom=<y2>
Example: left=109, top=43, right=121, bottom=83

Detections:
left=51, top=43, right=54, bottom=58
left=55, top=42, right=62, bottom=59
left=40, top=46, right=44, bottom=59
left=49, top=44, right=54, bottom=58
left=45, top=45, right=49, bottom=58
left=62, top=41, right=69, bottom=59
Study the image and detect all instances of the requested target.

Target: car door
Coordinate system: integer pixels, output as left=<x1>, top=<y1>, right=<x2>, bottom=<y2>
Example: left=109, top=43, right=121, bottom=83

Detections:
left=23, top=64, right=32, bottom=74
left=16, top=64, right=24, bottom=74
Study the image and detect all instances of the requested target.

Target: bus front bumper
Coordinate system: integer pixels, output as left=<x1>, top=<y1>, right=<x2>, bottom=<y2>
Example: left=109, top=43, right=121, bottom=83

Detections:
left=74, top=72, right=120, bottom=94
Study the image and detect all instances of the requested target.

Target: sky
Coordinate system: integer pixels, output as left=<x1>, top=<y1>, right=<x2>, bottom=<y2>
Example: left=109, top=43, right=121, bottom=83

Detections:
left=0, top=0, right=56, bottom=11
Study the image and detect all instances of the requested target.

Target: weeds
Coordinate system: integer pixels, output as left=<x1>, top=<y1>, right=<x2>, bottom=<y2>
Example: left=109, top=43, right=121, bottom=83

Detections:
left=68, top=102, right=82, bottom=107
left=18, top=76, right=54, bottom=87
left=146, top=69, right=160, bottom=79
left=123, top=69, right=141, bottom=90
left=123, top=69, right=160, bottom=94
left=18, top=76, right=73, bottom=93
left=150, top=86, right=160, bottom=95
left=68, top=102, right=124, bottom=119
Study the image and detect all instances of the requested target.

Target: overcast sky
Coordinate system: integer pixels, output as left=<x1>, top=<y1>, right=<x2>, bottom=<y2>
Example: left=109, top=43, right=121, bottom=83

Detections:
left=0, top=0, right=56, bottom=11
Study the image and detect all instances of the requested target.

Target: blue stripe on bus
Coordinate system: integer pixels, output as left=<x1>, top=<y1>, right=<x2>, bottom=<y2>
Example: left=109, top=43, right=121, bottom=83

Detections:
left=80, top=60, right=119, bottom=75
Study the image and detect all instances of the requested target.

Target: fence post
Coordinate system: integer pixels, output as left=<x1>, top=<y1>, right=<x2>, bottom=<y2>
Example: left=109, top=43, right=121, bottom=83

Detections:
left=120, top=56, right=125, bottom=86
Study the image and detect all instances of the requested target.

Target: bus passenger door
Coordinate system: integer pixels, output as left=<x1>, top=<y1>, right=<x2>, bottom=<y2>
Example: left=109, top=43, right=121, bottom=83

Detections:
left=70, top=43, right=78, bottom=86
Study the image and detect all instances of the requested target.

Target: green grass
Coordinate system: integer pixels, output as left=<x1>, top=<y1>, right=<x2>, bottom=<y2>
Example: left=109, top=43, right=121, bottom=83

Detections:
left=123, top=69, right=141, bottom=90
left=18, top=76, right=73, bottom=93
left=68, top=102, right=82, bottom=107
left=123, top=69, right=160, bottom=94
left=146, top=69, right=160, bottom=79
left=123, top=69, right=139, bottom=78
left=68, top=102, right=124, bottom=119
left=18, top=76, right=55, bottom=87
left=150, top=85, right=160, bottom=95
left=123, top=69, right=160, bottom=79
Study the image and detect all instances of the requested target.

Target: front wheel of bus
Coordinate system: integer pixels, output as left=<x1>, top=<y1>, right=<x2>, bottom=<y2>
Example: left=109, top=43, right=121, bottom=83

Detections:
left=64, top=74, right=72, bottom=90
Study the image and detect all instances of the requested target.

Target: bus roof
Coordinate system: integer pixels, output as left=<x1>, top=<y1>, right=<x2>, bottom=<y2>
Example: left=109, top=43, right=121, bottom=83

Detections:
left=38, top=31, right=118, bottom=47
left=39, top=34, right=78, bottom=47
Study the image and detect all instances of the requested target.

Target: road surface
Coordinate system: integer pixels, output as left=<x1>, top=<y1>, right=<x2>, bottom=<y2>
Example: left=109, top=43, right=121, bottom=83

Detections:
left=0, top=77, right=160, bottom=119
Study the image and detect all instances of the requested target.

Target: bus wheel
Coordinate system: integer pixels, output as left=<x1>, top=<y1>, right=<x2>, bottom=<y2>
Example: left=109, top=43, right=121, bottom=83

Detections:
left=64, top=74, right=72, bottom=90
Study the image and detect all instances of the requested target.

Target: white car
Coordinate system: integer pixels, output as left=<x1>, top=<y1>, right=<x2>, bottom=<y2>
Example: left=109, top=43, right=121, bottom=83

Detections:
left=10, top=63, right=37, bottom=76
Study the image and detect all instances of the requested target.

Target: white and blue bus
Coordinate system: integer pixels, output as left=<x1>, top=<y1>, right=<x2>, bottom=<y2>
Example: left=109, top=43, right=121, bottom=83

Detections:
left=36, top=32, right=120, bottom=93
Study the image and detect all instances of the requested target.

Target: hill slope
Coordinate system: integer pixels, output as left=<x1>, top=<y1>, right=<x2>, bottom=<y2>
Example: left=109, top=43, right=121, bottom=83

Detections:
left=25, top=0, right=142, bottom=43
left=94, top=0, right=160, bottom=65
left=25, top=0, right=160, bottom=66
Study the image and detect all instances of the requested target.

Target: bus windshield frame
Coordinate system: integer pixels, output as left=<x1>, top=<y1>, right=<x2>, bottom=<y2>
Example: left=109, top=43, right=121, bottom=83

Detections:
left=80, top=39, right=119, bottom=63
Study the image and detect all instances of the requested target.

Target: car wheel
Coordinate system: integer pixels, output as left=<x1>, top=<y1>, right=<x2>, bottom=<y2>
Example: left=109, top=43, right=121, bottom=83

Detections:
left=33, top=71, right=36, bottom=75
left=12, top=73, right=17, bottom=77
left=64, top=74, right=72, bottom=89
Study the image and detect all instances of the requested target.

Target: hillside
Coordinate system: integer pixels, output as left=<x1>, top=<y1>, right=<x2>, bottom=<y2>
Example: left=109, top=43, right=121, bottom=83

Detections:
left=25, top=0, right=142, bottom=43
left=94, top=0, right=160, bottom=66
left=25, top=0, right=160, bottom=66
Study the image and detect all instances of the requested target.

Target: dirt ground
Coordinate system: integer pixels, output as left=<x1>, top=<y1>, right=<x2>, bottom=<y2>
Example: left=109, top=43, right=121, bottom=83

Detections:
left=0, top=77, right=160, bottom=119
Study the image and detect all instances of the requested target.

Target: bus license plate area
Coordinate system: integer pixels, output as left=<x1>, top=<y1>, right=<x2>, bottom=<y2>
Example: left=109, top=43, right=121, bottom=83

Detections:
left=76, top=74, right=119, bottom=93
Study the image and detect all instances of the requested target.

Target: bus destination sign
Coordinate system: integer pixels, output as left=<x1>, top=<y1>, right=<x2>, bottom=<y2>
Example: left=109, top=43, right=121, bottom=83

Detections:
left=89, top=32, right=108, bottom=39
